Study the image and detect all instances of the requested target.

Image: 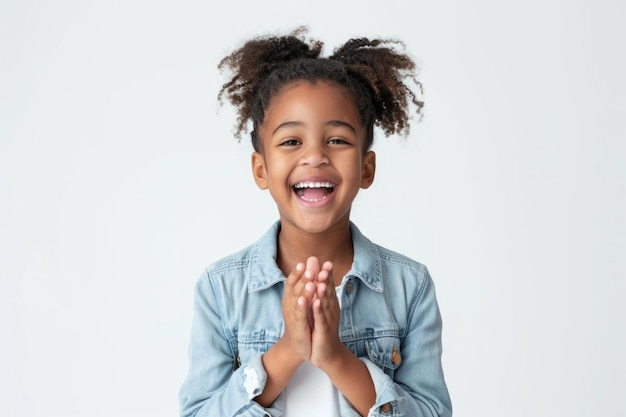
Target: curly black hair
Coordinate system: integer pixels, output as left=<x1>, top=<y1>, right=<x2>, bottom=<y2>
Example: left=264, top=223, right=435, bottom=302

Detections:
left=218, top=26, right=423, bottom=152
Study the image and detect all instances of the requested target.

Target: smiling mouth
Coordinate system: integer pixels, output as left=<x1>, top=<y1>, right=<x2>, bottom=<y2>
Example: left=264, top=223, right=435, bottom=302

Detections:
left=293, top=181, right=336, bottom=202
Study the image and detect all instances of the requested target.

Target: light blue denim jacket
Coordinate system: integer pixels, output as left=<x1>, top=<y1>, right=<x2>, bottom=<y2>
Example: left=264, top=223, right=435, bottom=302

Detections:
left=179, top=221, right=452, bottom=417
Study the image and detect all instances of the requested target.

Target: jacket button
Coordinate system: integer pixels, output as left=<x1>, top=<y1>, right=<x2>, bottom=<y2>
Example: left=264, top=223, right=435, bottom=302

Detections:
left=345, top=280, right=354, bottom=294
left=391, top=346, right=401, bottom=365
left=380, top=402, right=392, bottom=413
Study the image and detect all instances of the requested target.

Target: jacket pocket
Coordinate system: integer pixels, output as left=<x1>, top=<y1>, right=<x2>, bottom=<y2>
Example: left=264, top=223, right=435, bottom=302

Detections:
left=364, top=329, right=402, bottom=371
left=236, top=329, right=280, bottom=365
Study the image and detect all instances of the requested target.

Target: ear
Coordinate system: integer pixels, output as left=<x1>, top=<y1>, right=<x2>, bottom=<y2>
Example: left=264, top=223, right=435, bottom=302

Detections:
left=360, top=151, right=376, bottom=189
left=251, top=152, right=268, bottom=190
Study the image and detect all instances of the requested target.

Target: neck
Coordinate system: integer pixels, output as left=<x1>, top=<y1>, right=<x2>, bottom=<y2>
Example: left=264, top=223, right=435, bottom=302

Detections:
left=276, top=219, right=354, bottom=280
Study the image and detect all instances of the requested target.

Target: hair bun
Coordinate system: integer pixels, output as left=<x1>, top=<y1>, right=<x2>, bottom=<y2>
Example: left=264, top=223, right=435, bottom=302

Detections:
left=254, top=27, right=322, bottom=65
left=219, top=27, right=322, bottom=94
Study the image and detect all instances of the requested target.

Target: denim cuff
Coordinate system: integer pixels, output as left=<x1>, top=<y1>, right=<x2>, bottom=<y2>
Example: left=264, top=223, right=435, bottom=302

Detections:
left=239, top=354, right=267, bottom=399
left=359, top=357, right=407, bottom=417
left=233, top=353, right=284, bottom=417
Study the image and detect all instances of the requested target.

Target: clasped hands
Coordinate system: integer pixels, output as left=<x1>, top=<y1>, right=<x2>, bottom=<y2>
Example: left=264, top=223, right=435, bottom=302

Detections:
left=282, top=256, right=343, bottom=368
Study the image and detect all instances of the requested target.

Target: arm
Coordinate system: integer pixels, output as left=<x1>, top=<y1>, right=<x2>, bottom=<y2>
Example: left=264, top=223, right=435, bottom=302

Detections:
left=178, top=272, right=277, bottom=417
left=362, top=270, right=452, bottom=417
left=254, top=262, right=315, bottom=407
left=319, top=345, right=376, bottom=416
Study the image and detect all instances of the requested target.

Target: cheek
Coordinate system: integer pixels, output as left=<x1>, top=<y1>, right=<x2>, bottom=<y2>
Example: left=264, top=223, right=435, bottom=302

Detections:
left=264, top=157, right=290, bottom=184
left=344, top=159, right=366, bottom=188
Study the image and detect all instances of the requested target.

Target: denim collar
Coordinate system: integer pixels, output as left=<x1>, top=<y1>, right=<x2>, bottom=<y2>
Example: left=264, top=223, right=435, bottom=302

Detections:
left=248, top=221, right=384, bottom=293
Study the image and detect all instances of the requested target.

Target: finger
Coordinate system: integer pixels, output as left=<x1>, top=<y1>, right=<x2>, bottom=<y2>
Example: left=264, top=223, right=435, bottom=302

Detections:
left=296, top=294, right=309, bottom=317
left=283, top=263, right=309, bottom=322
left=317, top=261, right=334, bottom=285
left=311, top=290, right=339, bottom=330
left=311, top=284, right=340, bottom=331
left=315, top=278, right=340, bottom=322
left=315, top=280, right=328, bottom=301
left=285, top=262, right=309, bottom=298
left=302, top=281, right=316, bottom=306
left=285, top=262, right=305, bottom=289
left=287, top=279, right=314, bottom=330
left=316, top=269, right=336, bottom=299
left=311, top=297, right=326, bottom=326
left=305, top=256, right=321, bottom=281
left=291, top=274, right=317, bottom=316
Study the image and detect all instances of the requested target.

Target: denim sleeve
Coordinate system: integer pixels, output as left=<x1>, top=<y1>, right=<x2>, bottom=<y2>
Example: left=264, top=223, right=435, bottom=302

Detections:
left=179, top=271, right=283, bottom=417
left=347, top=271, right=452, bottom=417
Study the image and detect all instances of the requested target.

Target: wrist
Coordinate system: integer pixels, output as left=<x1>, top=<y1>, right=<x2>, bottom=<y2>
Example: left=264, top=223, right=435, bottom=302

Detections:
left=317, top=344, right=352, bottom=377
left=271, top=335, right=306, bottom=370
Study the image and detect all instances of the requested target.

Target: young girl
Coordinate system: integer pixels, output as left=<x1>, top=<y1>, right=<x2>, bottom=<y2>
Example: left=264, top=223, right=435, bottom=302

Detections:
left=179, top=28, right=452, bottom=417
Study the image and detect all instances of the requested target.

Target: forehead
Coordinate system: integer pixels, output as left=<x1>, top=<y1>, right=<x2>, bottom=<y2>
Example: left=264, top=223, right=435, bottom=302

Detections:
left=262, top=80, right=362, bottom=128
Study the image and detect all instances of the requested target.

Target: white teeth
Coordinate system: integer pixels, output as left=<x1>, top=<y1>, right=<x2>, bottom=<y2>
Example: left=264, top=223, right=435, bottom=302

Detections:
left=294, top=182, right=335, bottom=189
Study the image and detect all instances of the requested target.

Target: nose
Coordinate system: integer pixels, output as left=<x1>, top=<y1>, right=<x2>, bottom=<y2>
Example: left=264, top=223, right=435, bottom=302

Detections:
left=300, top=142, right=329, bottom=167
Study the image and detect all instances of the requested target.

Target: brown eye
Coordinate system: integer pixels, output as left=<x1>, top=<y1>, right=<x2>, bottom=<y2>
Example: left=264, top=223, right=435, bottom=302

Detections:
left=280, top=139, right=301, bottom=146
left=328, top=137, right=349, bottom=145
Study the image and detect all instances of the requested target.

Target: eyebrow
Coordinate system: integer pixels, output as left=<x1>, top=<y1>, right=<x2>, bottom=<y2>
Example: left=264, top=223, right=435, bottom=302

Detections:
left=272, top=120, right=358, bottom=136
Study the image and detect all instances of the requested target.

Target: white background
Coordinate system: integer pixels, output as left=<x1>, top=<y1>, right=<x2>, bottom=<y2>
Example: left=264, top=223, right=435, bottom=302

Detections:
left=1, top=0, right=624, bottom=416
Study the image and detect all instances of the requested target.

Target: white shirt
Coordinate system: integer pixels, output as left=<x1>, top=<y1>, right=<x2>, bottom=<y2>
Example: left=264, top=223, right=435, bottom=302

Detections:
left=284, top=361, right=340, bottom=417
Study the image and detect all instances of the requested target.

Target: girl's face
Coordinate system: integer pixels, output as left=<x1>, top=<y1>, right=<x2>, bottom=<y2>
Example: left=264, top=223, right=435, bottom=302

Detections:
left=251, top=80, right=376, bottom=236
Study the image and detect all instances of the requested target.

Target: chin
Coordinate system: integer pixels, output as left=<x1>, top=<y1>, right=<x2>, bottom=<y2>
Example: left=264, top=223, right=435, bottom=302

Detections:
left=296, top=216, right=349, bottom=235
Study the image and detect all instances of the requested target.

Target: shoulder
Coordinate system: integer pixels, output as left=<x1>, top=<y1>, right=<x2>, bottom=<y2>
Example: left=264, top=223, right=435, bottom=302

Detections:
left=350, top=223, right=428, bottom=276
left=375, top=243, right=431, bottom=291
left=351, top=222, right=431, bottom=289
left=376, top=244, right=429, bottom=277
left=205, top=221, right=280, bottom=275
left=204, top=243, right=255, bottom=276
left=191, top=243, right=255, bottom=301
left=197, top=221, right=281, bottom=289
